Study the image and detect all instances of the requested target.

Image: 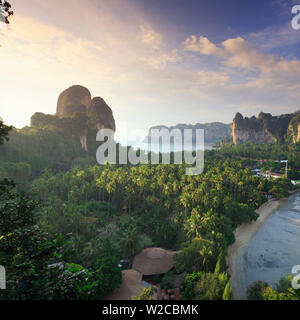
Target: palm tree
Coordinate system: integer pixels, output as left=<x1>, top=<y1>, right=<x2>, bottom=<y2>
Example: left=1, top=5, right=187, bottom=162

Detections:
left=184, top=209, right=202, bottom=239
left=199, top=245, right=213, bottom=272
left=121, top=226, right=139, bottom=259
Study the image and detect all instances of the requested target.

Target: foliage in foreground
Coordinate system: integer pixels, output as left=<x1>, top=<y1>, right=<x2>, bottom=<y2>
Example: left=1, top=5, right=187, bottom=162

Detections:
left=132, top=287, right=155, bottom=300
left=0, top=179, right=121, bottom=299
left=247, top=276, right=300, bottom=300
left=182, top=268, right=232, bottom=300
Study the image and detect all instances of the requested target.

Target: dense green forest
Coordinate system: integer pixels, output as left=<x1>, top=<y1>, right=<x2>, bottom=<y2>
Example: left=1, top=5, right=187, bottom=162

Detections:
left=0, top=114, right=96, bottom=187
left=0, top=118, right=300, bottom=300
left=217, top=140, right=300, bottom=179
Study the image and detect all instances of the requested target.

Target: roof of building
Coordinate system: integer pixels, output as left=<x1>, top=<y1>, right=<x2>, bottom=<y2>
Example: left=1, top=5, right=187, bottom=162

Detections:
left=107, top=269, right=144, bottom=300
left=269, top=172, right=284, bottom=177
left=132, top=247, right=177, bottom=276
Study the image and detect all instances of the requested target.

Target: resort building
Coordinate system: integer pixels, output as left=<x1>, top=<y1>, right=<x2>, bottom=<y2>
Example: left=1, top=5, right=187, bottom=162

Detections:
left=132, top=247, right=176, bottom=276
left=262, top=171, right=285, bottom=179
left=108, top=247, right=179, bottom=300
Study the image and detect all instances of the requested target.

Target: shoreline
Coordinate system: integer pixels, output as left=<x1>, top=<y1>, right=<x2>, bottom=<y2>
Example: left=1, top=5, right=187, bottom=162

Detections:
left=226, top=197, right=287, bottom=300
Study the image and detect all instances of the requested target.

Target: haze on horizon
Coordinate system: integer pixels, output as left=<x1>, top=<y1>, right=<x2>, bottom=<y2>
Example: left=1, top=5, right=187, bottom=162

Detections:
left=1, top=0, right=300, bottom=131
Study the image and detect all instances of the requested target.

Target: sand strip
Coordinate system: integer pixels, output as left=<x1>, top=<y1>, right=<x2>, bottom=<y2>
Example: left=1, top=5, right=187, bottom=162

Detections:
left=226, top=198, right=286, bottom=300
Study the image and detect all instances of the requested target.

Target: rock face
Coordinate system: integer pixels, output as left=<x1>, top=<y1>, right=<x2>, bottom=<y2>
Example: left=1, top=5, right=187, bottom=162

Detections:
left=148, top=122, right=231, bottom=144
left=56, top=85, right=115, bottom=131
left=232, top=111, right=300, bottom=144
left=55, top=85, right=116, bottom=151
left=88, top=97, right=116, bottom=131
left=57, top=85, right=91, bottom=118
left=288, top=113, right=300, bottom=144
left=31, top=85, right=116, bottom=152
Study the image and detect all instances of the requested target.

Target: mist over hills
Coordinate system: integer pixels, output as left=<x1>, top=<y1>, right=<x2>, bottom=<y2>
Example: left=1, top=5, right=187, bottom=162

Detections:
left=148, top=122, right=232, bottom=144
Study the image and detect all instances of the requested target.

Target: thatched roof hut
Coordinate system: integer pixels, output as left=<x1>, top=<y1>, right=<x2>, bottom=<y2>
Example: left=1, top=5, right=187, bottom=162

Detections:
left=132, top=247, right=176, bottom=276
left=107, top=269, right=144, bottom=300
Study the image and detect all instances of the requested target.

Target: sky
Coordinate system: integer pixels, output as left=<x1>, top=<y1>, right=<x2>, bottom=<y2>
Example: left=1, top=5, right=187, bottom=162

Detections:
left=1, top=0, right=300, bottom=131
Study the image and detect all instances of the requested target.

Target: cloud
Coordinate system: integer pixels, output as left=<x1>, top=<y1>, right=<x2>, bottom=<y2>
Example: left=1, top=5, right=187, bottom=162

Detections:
left=137, top=25, right=181, bottom=69
left=183, top=35, right=300, bottom=89
left=138, top=25, right=163, bottom=49
left=1, top=14, right=110, bottom=75
left=183, top=35, right=225, bottom=57
left=139, top=48, right=181, bottom=70
left=197, top=70, right=229, bottom=87
left=183, top=35, right=270, bottom=69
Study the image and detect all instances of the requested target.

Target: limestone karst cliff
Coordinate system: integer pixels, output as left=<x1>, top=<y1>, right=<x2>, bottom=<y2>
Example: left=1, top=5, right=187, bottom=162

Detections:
left=56, top=85, right=91, bottom=118
left=56, top=85, right=116, bottom=131
left=31, top=85, right=116, bottom=152
left=288, top=113, right=300, bottom=144
left=232, top=111, right=300, bottom=144
left=88, top=97, right=116, bottom=131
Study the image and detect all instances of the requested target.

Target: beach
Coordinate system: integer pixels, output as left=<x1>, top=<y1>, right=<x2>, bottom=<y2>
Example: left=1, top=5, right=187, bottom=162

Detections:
left=226, top=198, right=286, bottom=300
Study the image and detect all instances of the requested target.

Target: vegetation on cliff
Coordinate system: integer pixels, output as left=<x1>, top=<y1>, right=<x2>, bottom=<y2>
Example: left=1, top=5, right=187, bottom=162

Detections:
left=232, top=111, right=300, bottom=145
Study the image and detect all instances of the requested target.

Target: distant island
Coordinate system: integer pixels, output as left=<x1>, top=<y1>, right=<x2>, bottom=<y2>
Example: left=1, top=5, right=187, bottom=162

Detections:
left=147, top=122, right=231, bottom=144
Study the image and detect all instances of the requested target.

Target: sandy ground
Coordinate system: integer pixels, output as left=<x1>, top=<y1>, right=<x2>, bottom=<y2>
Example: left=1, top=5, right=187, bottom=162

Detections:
left=107, top=269, right=144, bottom=300
left=226, top=198, right=286, bottom=300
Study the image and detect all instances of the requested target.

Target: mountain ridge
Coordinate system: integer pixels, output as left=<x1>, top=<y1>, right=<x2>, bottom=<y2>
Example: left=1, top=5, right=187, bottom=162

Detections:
left=148, top=122, right=232, bottom=144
